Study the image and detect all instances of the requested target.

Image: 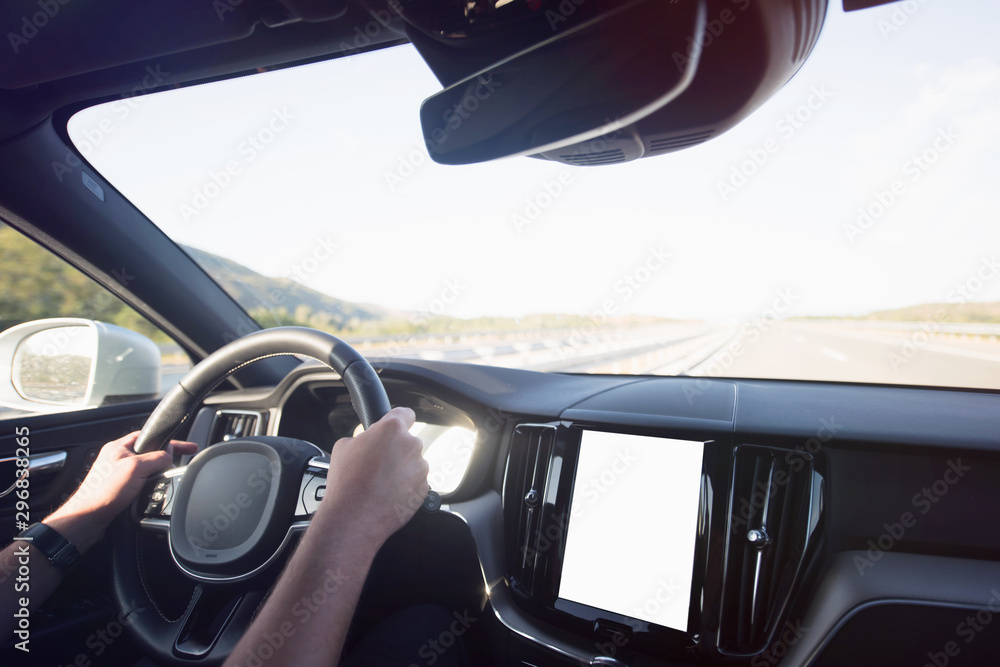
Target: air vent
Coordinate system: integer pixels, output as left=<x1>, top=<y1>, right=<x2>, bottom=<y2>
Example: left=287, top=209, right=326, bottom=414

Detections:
left=540, top=128, right=645, bottom=166
left=504, top=424, right=558, bottom=597
left=718, top=445, right=823, bottom=655
left=647, top=129, right=715, bottom=154
left=209, top=410, right=265, bottom=444
left=791, top=0, right=826, bottom=64
left=557, top=148, right=627, bottom=166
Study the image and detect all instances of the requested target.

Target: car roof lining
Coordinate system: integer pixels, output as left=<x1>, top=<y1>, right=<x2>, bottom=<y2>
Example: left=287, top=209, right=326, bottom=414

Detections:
left=0, top=1, right=409, bottom=142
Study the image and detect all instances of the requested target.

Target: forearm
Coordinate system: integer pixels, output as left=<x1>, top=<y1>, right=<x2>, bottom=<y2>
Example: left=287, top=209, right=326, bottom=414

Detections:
left=223, top=495, right=383, bottom=667
left=0, top=510, right=102, bottom=641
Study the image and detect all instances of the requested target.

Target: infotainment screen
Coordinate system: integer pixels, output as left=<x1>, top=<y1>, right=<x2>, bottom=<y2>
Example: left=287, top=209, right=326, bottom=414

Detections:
left=557, top=430, right=705, bottom=632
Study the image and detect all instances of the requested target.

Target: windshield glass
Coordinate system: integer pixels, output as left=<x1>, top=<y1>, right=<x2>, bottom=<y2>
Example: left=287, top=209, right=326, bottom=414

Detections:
left=68, top=1, right=1000, bottom=389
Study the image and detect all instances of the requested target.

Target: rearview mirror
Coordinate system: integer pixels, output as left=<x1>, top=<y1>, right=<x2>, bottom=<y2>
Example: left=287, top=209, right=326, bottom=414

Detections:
left=0, top=318, right=161, bottom=414
left=419, top=0, right=707, bottom=165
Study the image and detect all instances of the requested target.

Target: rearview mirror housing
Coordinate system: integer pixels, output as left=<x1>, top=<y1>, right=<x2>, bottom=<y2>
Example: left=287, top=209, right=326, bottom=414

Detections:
left=405, top=0, right=829, bottom=166
left=418, top=0, right=707, bottom=165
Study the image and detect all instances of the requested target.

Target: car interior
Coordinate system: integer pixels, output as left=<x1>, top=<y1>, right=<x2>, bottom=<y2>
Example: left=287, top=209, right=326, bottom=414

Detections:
left=2, top=0, right=1000, bottom=666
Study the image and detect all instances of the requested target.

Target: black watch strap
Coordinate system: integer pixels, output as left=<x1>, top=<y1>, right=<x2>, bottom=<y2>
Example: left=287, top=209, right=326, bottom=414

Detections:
left=16, top=523, right=82, bottom=572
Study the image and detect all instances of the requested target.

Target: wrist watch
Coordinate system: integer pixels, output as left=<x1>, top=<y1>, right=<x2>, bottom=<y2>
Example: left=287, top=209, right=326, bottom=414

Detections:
left=16, top=522, right=82, bottom=573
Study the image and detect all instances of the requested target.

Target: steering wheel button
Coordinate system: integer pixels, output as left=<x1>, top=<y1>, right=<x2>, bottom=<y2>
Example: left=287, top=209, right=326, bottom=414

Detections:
left=298, top=473, right=325, bottom=515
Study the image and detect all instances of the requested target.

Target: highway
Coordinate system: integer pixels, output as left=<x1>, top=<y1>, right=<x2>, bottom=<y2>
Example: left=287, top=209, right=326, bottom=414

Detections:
left=4, top=320, right=1000, bottom=421
left=355, top=320, right=1000, bottom=390
left=685, top=322, right=1000, bottom=391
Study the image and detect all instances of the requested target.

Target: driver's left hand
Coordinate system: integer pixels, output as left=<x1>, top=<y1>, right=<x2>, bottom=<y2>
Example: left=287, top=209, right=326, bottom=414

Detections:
left=43, top=432, right=198, bottom=553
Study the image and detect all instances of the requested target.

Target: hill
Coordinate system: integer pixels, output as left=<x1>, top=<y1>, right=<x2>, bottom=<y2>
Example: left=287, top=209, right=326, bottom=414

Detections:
left=181, top=245, right=392, bottom=331
left=850, top=302, right=1000, bottom=324
left=1, top=223, right=676, bottom=340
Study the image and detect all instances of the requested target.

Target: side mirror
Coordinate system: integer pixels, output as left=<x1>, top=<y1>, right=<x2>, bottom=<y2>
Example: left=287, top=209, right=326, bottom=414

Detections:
left=0, top=318, right=161, bottom=414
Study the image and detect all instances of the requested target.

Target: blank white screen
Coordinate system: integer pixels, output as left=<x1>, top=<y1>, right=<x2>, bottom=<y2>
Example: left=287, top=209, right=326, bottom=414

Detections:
left=557, top=431, right=704, bottom=631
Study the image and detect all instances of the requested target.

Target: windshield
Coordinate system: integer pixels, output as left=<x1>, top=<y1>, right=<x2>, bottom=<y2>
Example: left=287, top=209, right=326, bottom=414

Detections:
left=68, top=1, right=1000, bottom=389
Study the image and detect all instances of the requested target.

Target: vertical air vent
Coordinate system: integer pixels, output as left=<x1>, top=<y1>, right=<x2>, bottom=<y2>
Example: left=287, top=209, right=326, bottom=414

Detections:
left=718, top=445, right=823, bottom=655
left=209, top=410, right=265, bottom=444
left=504, top=424, right=558, bottom=598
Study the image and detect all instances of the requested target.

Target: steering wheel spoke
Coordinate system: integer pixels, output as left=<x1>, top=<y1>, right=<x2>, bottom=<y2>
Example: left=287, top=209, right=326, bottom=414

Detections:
left=172, top=583, right=269, bottom=661
left=113, top=327, right=401, bottom=665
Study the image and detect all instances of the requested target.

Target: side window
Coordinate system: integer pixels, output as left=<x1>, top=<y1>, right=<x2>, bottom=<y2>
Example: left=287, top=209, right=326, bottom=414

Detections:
left=0, top=223, right=192, bottom=419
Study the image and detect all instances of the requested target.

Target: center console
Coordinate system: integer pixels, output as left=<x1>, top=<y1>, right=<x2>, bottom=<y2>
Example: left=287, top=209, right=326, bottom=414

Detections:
left=502, top=422, right=823, bottom=663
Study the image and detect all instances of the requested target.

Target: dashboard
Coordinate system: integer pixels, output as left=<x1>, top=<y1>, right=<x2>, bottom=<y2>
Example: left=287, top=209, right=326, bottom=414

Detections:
left=177, top=358, right=1000, bottom=666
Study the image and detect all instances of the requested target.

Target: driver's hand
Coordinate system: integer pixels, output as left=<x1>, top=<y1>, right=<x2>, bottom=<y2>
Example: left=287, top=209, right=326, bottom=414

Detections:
left=43, top=432, right=198, bottom=553
left=322, top=407, right=430, bottom=547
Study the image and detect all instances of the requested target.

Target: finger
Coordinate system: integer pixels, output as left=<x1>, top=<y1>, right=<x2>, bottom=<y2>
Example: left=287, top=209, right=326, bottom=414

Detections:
left=108, top=432, right=141, bottom=450
left=130, top=450, right=175, bottom=477
left=166, top=440, right=199, bottom=456
left=383, top=406, right=416, bottom=429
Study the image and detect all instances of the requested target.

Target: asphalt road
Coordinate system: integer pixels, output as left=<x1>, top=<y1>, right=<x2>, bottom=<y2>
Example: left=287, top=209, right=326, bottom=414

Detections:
left=3, top=321, right=999, bottom=421
left=685, top=322, right=1000, bottom=390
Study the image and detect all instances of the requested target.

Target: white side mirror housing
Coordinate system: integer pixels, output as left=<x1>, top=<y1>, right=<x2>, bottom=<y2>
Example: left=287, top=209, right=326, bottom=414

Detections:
left=0, top=318, right=161, bottom=414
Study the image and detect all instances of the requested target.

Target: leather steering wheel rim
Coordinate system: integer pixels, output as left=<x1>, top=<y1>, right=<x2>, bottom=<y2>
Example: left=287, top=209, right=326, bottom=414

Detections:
left=111, top=327, right=391, bottom=665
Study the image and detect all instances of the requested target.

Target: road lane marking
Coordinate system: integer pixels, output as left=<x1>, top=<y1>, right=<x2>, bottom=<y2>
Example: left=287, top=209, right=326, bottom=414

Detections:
left=812, top=328, right=1000, bottom=364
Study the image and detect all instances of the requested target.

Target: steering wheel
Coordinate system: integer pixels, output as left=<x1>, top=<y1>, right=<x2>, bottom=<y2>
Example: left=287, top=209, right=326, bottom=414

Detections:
left=110, top=327, right=428, bottom=665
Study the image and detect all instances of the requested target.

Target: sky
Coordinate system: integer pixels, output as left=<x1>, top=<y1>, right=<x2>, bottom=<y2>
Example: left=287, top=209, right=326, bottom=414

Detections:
left=68, top=1, right=1000, bottom=324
